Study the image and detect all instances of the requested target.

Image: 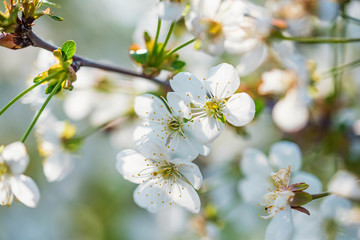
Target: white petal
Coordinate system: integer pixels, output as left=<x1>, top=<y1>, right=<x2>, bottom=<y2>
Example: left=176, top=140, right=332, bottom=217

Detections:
left=177, top=161, right=203, bottom=189
left=193, top=117, right=224, bottom=144
left=265, top=208, right=294, bottom=240
left=328, top=171, right=360, bottom=200
left=166, top=92, right=191, bottom=119
left=133, top=124, right=167, bottom=147
left=269, top=141, right=302, bottom=172
left=183, top=123, right=211, bottom=157
left=237, top=43, right=268, bottom=76
left=133, top=180, right=170, bottom=213
left=272, top=90, right=309, bottom=133
left=43, top=151, right=74, bottom=182
left=3, top=142, right=29, bottom=174
left=206, top=63, right=240, bottom=99
left=134, top=94, right=170, bottom=120
left=223, top=93, right=255, bottom=126
left=193, top=0, right=221, bottom=18
left=172, top=181, right=201, bottom=213
left=241, top=148, right=272, bottom=177
left=259, top=69, right=293, bottom=95
left=137, top=140, right=169, bottom=161
left=170, top=72, right=207, bottom=104
left=238, top=176, right=271, bottom=203
left=320, top=195, right=352, bottom=219
left=0, top=176, right=13, bottom=206
left=157, top=1, right=185, bottom=21
left=10, top=175, right=40, bottom=208
left=116, top=149, right=151, bottom=184
left=291, top=171, right=322, bottom=194
left=167, top=134, right=200, bottom=160
left=63, top=90, right=93, bottom=120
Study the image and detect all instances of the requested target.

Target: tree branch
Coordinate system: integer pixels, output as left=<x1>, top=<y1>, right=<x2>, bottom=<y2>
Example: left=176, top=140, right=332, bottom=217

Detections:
left=26, top=31, right=170, bottom=88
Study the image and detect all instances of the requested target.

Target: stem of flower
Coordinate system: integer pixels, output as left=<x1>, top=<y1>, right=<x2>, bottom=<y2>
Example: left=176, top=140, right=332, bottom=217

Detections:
left=149, top=18, right=162, bottom=63
left=279, top=35, right=360, bottom=44
left=322, top=58, right=360, bottom=77
left=0, top=71, right=59, bottom=117
left=158, top=38, right=195, bottom=64
left=311, top=192, right=331, bottom=200
left=341, top=13, right=360, bottom=25
left=20, top=79, right=63, bottom=143
left=26, top=31, right=170, bottom=87
left=156, top=21, right=176, bottom=64
left=77, top=115, right=126, bottom=139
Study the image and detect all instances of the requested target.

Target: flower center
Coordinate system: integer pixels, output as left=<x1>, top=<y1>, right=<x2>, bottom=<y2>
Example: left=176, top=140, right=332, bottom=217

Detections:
left=0, top=162, right=10, bottom=177
left=60, top=122, right=83, bottom=152
left=205, top=99, right=225, bottom=119
left=94, top=77, right=116, bottom=93
left=204, top=19, right=223, bottom=39
left=155, top=161, right=181, bottom=180
left=261, top=190, right=294, bottom=219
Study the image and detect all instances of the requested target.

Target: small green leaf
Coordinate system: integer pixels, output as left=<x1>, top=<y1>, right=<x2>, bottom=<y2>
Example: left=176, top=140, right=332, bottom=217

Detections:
left=45, top=80, right=57, bottom=94
left=291, top=192, right=312, bottom=207
left=61, top=40, right=76, bottom=60
left=254, top=98, right=265, bottom=118
left=47, top=14, right=63, bottom=21
left=41, top=0, right=61, bottom=8
left=171, top=60, right=186, bottom=70
left=130, top=49, right=148, bottom=64
left=290, top=182, right=309, bottom=192
left=291, top=206, right=310, bottom=215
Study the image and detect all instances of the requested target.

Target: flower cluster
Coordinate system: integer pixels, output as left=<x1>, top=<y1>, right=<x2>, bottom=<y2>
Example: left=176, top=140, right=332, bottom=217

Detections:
left=118, top=62, right=255, bottom=212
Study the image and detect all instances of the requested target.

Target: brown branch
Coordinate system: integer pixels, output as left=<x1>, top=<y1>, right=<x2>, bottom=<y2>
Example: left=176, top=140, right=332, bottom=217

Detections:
left=26, top=31, right=170, bottom=87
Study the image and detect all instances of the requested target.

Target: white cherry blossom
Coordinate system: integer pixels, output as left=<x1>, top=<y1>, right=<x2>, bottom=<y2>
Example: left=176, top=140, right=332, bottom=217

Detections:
left=134, top=92, right=210, bottom=160
left=170, top=63, right=255, bottom=144
left=238, top=141, right=322, bottom=240
left=116, top=141, right=202, bottom=213
left=35, top=113, right=78, bottom=182
left=0, top=142, right=40, bottom=208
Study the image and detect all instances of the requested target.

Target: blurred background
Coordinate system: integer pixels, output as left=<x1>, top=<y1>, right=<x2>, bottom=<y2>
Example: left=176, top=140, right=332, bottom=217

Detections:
left=0, top=0, right=360, bottom=239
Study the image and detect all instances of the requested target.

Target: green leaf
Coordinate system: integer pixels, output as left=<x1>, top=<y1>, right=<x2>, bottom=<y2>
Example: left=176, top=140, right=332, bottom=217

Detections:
left=41, top=0, right=61, bottom=8
left=254, top=98, right=265, bottom=118
left=47, top=14, right=63, bottom=21
left=291, top=192, right=312, bottom=207
left=290, top=182, right=309, bottom=192
left=61, top=40, right=76, bottom=61
left=171, top=60, right=186, bottom=70
left=130, top=49, right=148, bottom=64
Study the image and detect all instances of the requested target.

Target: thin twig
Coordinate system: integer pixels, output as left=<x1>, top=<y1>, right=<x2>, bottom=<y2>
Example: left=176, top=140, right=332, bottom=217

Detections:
left=26, top=31, right=170, bottom=88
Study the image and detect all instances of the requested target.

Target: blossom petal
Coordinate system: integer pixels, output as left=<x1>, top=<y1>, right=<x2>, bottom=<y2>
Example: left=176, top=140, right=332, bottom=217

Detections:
left=223, top=92, right=255, bottom=126
left=133, top=124, right=167, bottom=147
left=192, top=117, right=224, bottom=144
left=206, top=63, right=240, bottom=99
left=291, top=171, right=322, bottom=194
left=172, top=181, right=201, bottom=213
left=177, top=161, right=203, bottom=189
left=272, top=89, right=309, bottom=133
left=237, top=43, right=268, bottom=76
left=166, top=92, right=191, bottom=119
left=157, top=1, right=185, bottom=21
left=269, top=141, right=302, bottom=172
left=10, top=175, right=40, bottom=208
left=170, top=72, right=207, bottom=104
left=137, top=140, right=169, bottom=161
left=43, top=151, right=74, bottom=182
left=320, top=195, right=351, bottom=219
left=238, top=176, right=271, bottom=203
left=328, top=170, right=360, bottom=200
left=2, top=142, right=29, bottom=174
left=133, top=180, right=170, bottom=213
left=0, top=176, right=13, bottom=206
left=134, top=94, right=170, bottom=120
left=63, top=90, right=93, bottom=120
left=241, top=148, right=272, bottom=177
left=265, top=208, right=294, bottom=240
left=116, top=149, right=151, bottom=184
left=167, top=134, right=200, bottom=161
left=183, top=123, right=211, bottom=157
